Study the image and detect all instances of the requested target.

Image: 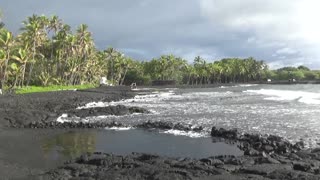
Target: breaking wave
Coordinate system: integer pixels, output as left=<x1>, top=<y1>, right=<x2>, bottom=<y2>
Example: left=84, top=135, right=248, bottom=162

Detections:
left=57, top=84, right=320, bottom=148
left=105, top=127, right=133, bottom=131
left=161, top=129, right=209, bottom=138
left=245, top=89, right=320, bottom=105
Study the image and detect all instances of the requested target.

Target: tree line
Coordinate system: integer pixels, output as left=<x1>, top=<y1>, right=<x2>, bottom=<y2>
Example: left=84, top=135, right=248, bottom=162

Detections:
left=0, top=14, right=319, bottom=89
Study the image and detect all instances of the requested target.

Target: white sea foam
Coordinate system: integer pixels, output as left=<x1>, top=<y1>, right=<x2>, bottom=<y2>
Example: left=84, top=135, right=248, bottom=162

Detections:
left=238, top=84, right=258, bottom=87
left=77, top=102, right=107, bottom=109
left=184, top=91, right=233, bottom=97
left=56, top=114, right=119, bottom=123
left=105, top=127, right=133, bottom=131
left=56, top=114, right=69, bottom=123
left=161, top=129, right=208, bottom=138
left=245, top=89, right=320, bottom=105
left=77, top=91, right=180, bottom=109
left=55, top=85, right=320, bottom=148
left=77, top=90, right=233, bottom=111
left=131, top=88, right=156, bottom=91
left=220, top=84, right=257, bottom=88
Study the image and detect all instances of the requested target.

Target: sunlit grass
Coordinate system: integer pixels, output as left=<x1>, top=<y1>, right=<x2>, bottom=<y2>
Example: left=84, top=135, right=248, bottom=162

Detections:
left=15, top=84, right=97, bottom=94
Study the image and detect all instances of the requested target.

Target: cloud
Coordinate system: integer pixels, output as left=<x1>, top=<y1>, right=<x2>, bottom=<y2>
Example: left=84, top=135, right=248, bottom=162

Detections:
left=199, top=0, right=320, bottom=68
left=1, top=0, right=320, bottom=68
left=276, top=48, right=298, bottom=55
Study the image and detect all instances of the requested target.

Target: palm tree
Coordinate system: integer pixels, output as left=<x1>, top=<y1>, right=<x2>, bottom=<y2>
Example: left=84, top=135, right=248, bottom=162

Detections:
left=194, top=56, right=207, bottom=84
left=105, top=47, right=120, bottom=84
left=12, top=47, right=31, bottom=86
left=76, top=24, right=93, bottom=61
left=54, top=24, right=71, bottom=79
left=187, top=65, right=197, bottom=85
left=0, top=28, right=13, bottom=88
left=47, top=15, right=63, bottom=61
left=65, top=34, right=78, bottom=85
left=118, top=57, right=132, bottom=85
left=48, top=15, right=63, bottom=35
left=21, top=14, right=48, bottom=86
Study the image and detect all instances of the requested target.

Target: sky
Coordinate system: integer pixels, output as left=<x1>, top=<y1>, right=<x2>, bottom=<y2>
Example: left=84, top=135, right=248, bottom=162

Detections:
left=1, top=0, right=320, bottom=69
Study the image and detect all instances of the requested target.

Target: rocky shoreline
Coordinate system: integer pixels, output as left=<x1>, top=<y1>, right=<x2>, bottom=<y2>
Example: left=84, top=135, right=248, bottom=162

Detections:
left=1, top=86, right=320, bottom=179
left=19, top=119, right=320, bottom=180
left=0, top=86, right=135, bottom=129
left=33, top=125, right=320, bottom=180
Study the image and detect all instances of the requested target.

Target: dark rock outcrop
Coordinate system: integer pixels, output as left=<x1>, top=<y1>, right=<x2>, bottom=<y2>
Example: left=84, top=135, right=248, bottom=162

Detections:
left=66, top=105, right=150, bottom=118
left=136, top=121, right=203, bottom=132
left=0, top=86, right=135, bottom=129
left=33, top=151, right=320, bottom=180
left=25, top=121, right=126, bottom=129
left=211, top=126, right=303, bottom=155
left=28, top=126, right=320, bottom=179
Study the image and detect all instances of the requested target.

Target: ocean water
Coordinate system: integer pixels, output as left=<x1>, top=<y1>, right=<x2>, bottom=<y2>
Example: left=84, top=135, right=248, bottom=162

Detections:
left=62, top=84, right=320, bottom=148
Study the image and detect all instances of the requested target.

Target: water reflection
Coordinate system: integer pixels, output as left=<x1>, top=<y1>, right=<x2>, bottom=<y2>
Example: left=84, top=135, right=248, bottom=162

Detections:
left=40, top=129, right=242, bottom=159
left=41, top=131, right=96, bottom=159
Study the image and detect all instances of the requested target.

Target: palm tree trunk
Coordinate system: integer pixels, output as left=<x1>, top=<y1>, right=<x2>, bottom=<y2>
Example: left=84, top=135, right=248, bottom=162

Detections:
left=120, top=67, right=128, bottom=85
left=20, top=64, right=26, bottom=86
left=111, top=58, right=114, bottom=85
left=3, top=59, right=8, bottom=86
left=27, top=41, right=36, bottom=86
left=2, top=49, right=10, bottom=88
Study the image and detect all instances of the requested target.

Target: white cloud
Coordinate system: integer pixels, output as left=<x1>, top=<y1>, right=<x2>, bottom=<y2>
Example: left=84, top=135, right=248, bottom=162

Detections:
left=276, top=48, right=298, bottom=55
left=247, top=37, right=256, bottom=43
left=199, top=0, right=320, bottom=68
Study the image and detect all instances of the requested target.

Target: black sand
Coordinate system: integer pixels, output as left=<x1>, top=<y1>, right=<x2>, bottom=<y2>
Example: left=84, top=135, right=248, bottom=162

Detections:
left=0, top=86, right=135, bottom=129
left=1, top=86, right=320, bottom=179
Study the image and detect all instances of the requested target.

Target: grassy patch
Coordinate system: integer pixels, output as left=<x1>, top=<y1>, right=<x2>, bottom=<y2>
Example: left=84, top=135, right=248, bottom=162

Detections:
left=15, top=84, right=97, bottom=94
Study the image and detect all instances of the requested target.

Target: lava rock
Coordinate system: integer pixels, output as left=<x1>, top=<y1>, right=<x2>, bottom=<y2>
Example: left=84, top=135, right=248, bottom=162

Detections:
left=67, top=105, right=149, bottom=118
left=293, top=162, right=312, bottom=172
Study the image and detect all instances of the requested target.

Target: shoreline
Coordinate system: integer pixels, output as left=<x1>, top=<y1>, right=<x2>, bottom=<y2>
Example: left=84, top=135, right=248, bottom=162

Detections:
left=136, top=80, right=320, bottom=90
left=1, top=85, right=320, bottom=179
left=32, top=126, right=320, bottom=180
left=0, top=86, right=136, bottom=129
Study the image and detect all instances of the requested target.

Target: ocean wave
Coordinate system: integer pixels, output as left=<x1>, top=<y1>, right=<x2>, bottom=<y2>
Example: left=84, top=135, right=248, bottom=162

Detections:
left=184, top=91, right=233, bottom=97
left=56, top=114, right=69, bottom=123
left=220, top=84, right=258, bottom=88
left=238, top=84, right=258, bottom=87
left=105, top=126, right=133, bottom=131
left=131, top=88, right=156, bottom=91
left=77, top=91, right=180, bottom=109
left=161, top=129, right=209, bottom=138
left=245, top=89, right=320, bottom=105
left=56, top=114, right=121, bottom=123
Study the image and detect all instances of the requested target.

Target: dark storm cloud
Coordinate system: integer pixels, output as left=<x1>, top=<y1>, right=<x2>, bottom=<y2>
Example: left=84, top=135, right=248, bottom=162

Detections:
left=1, top=0, right=320, bottom=68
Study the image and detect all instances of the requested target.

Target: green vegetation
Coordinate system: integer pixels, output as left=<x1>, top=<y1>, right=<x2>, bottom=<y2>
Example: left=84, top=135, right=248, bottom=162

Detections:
left=269, top=66, right=320, bottom=81
left=0, top=13, right=319, bottom=94
left=15, top=84, right=96, bottom=94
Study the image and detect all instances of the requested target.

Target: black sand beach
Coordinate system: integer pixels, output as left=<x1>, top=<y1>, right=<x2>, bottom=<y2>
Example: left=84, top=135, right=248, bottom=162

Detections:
left=1, top=86, right=320, bottom=179
left=0, top=86, right=135, bottom=129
